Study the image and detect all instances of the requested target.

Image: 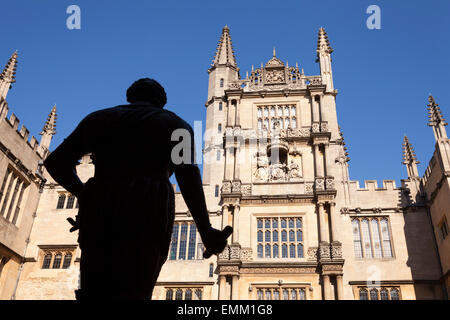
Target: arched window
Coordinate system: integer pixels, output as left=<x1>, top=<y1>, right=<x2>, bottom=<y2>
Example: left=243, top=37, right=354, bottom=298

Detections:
left=52, top=253, right=62, bottom=269
left=361, top=219, right=373, bottom=258
left=380, top=219, right=392, bottom=257
left=273, top=290, right=280, bottom=300
left=265, top=244, right=271, bottom=258
left=195, top=289, right=202, bottom=300
left=282, top=244, right=288, bottom=258
left=297, top=230, right=303, bottom=242
left=42, top=253, right=52, bottom=269
left=370, top=288, right=379, bottom=300
left=214, top=185, right=219, bottom=197
left=281, top=230, right=287, bottom=242
left=175, top=289, right=183, bottom=300
left=299, top=289, right=306, bottom=300
left=272, top=219, right=278, bottom=228
left=62, top=253, right=72, bottom=269
left=56, top=194, right=66, bottom=209
left=265, top=290, right=271, bottom=300
left=289, top=230, right=295, bottom=242
left=291, top=289, right=297, bottom=300
left=209, top=263, right=214, bottom=277
left=178, top=223, right=188, bottom=260
left=218, top=123, right=222, bottom=133
left=289, top=244, right=296, bottom=258
left=297, top=243, right=304, bottom=258
left=257, top=289, right=263, bottom=300
left=185, top=289, right=192, bottom=300
left=272, top=230, right=278, bottom=242
left=359, top=289, right=368, bottom=300
left=165, top=289, right=173, bottom=300
left=66, top=194, right=75, bottom=209
left=273, top=244, right=279, bottom=258
left=352, top=219, right=363, bottom=258
left=219, top=102, right=223, bottom=111
left=220, top=78, right=224, bottom=87
left=257, top=231, right=263, bottom=242
left=390, top=288, right=399, bottom=300
left=380, top=288, right=389, bottom=300
left=283, top=289, right=289, bottom=300
left=169, top=224, right=179, bottom=260
left=265, top=230, right=271, bottom=242
left=187, top=224, right=197, bottom=260
left=257, top=244, right=263, bottom=258
left=257, top=219, right=263, bottom=229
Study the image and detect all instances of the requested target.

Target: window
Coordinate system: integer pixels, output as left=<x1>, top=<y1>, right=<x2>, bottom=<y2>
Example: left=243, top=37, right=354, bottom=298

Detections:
left=439, top=217, right=449, bottom=240
left=56, top=194, right=66, bottom=209
left=41, top=249, right=75, bottom=269
left=352, top=217, right=393, bottom=259
left=257, top=288, right=306, bottom=300
left=209, top=263, right=214, bottom=277
left=217, top=150, right=221, bottom=161
left=42, top=254, right=52, bottom=269
left=166, top=288, right=203, bottom=300
left=0, top=168, right=28, bottom=225
left=62, top=253, right=72, bottom=269
left=218, top=123, right=222, bottom=134
left=169, top=222, right=202, bottom=260
left=66, top=195, right=75, bottom=209
left=256, top=104, right=298, bottom=132
left=257, top=217, right=303, bottom=259
left=220, top=78, right=224, bottom=87
left=215, top=185, right=219, bottom=197
left=219, top=102, right=222, bottom=111
left=358, top=287, right=401, bottom=300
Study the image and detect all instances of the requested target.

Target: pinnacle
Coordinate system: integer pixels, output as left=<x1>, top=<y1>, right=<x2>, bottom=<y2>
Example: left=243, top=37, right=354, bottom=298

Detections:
left=402, top=135, right=419, bottom=164
left=316, top=27, right=333, bottom=59
left=40, top=105, right=57, bottom=135
left=427, top=95, right=447, bottom=127
left=0, top=51, right=18, bottom=84
left=211, top=26, right=237, bottom=69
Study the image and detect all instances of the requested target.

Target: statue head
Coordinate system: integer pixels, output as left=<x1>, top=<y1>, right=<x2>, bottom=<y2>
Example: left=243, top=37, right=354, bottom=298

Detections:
left=126, top=78, right=167, bottom=108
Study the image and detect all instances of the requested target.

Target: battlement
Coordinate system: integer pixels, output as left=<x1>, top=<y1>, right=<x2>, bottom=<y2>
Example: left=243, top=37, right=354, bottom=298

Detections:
left=0, top=99, right=41, bottom=154
left=348, top=179, right=398, bottom=192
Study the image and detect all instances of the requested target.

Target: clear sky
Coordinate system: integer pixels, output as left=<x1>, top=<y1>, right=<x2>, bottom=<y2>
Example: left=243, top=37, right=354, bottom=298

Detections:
left=1, top=0, right=450, bottom=186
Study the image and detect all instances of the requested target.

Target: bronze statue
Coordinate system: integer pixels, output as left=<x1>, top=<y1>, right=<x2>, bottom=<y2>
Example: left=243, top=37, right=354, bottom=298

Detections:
left=44, top=78, right=232, bottom=299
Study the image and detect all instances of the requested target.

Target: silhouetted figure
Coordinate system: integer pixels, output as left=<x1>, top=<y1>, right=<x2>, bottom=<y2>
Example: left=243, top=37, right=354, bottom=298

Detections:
left=44, top=78, right=232, bottom=300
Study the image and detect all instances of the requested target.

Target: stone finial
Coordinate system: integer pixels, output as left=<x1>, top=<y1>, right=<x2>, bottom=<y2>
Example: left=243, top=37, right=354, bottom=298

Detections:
left=210, top=25, right=237, bottom=69
left=402, top=135, right=419, bottom=165
left=0, top=51, right=18, bottom=99
left=316, top=27, right=333, bottom=59
left=40, top=105, right=57, bottom=136
left=427, top=95, right=447, bottom=127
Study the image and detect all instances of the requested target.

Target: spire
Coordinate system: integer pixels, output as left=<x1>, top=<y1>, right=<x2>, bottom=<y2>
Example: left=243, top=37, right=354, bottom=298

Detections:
left=210, top=26, right=237, bottom=70
left=39, top=105, right=57, bottom=150
left=427, top=95, right=448, bottom=140
left=402, top=135, right=420, bottom=178
left=315, top=28, right=334, bottom=92
left=316, top=27, right=333, bottom=61
left=0, top=51, right=18, bottom=100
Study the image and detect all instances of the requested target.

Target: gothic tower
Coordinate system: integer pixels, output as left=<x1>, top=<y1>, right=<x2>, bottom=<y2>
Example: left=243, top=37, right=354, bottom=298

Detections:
left=0, top=51, right=18, bottom=101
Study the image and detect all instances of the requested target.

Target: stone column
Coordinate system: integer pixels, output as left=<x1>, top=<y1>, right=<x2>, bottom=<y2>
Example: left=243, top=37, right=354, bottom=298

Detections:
left=231, top=275, right=239, bottom=300
left=336, top=275, right=344, bottom=300
left=232, top=205, right=239, bottom=243
left=219, top=275, right=227, bottom=300
left=311, top=94, right=320, bottom=123
left=329, top=202, right=338, bottom=242
left=318, top=95, right=327, bottom=123
left=313, top=144, right=324, bottom=178
left=222, top=205, right=230, bottom=230
left=318, top=202, right=329, bottom=243
left=323, top=143, right=331, bottom=177
left=224, top=146, right=234, bottom=181
left=322, top=275, right=331, bottom=300
left=227, top=101, right=234, bottom=127
left=233, top=142, right=240, bottom=181
left=234, top=100, right=240, bottom=127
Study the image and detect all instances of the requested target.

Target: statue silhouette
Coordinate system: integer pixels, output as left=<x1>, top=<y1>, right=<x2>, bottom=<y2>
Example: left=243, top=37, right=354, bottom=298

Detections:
left=44, top=78, right=232, bottom=300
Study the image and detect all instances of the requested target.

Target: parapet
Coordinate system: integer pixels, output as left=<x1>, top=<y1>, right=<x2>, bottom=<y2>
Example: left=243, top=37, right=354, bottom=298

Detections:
left=348, top=179, right=398, bottom=192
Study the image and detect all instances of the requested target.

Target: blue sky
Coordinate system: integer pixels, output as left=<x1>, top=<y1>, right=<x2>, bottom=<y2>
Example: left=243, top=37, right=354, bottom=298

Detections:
left=1, top=0, right=450, bottom=186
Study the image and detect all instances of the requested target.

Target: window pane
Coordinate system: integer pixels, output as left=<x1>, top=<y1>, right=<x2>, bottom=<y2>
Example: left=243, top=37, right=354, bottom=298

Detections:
left=359, top=289, right=368, bottom=300
left=297, top=243, right=304, bottom=258
left=371, top=219, right=383, bottom=258
left=52, top=254, right=62, bottom=269
left=258, top=231, right=263, bottom=242
left=272, top=218, right=278, bottom=229
left=361, top=219, right=373, bottom=258
left=257, top=245, right=263, bottom=258
left=289, top=230, right=295, bottom=242
left=56, top=194, right=66, bottom=209
left=66, top=195, right=75, bottom=209
left=370, top=289, right=379, bottom=300
left=175, top=289, right=183, bottom=300
left=381, top=219, right=393, bottom=257
left=352, top=220, right=363, bottom=258
left=178, top=223, right=188, bottom=260
left=283, top=289, right=289, bottom=300
left=299, top=289, right=306, bottom=300
left=265, top=219, right=270, bottom=229
left=273, top=230, right=278, bottom=242
left=257, top=219, right=263, bottom=229
left=42, top=254, right=52, bottom=269
left=296, top=218, right=302, bottom=229
left=297, top=230, right=303, bottom=242
left=288, top=219, right=294, bottom=228
left=265, top=290, right=271, bottom=300
left=289, top=244, right=296, bottom=258
left=291, top=289, right=297, bottom=300
left=273, top=244, right=279, bottom=258
left=257, top=289, right=263, bottom=300
left=62, top=253, right=72, bottom=269
left=281, top=219, right=287, bottom=228
left=390, top=289, right=399, bottom=300
left=185, top=289, right=192, bottom=300
left=265, top=244, right=271, bottom=258
left=170, top=224, right=179, bottom=260
left=380, top=289, right=389, bottom=300
left=166, top=290, right=173, bottom=300
left=265, top=230, right=271, bottom=242
left=188, top=224, right=197, bottom=260
left=195, top=290, right=202, bottom=300
left=281, top=230, right=287, bottom=242
left=282, top=244, right=288, bottom=258
left=273, top=290, right=280, bottom=300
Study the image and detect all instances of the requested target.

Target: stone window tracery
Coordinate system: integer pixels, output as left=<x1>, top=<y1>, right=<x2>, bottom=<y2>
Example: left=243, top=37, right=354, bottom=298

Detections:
left=40, top=247, right=75, bottom=269
left=358, top=287, right=401, bottom=300
left=0, top=167, right=28, bottom=225
left=256, top=105, right=298, bottom=132
left=169, top=222, right=203, bottom=260
left=256, top=287, right=306, bottom=300
left=165, top=287, right=203, bottom=300
left=257, top=217, right=304, bottom=259
left=352, top=217, right=393, bottom=259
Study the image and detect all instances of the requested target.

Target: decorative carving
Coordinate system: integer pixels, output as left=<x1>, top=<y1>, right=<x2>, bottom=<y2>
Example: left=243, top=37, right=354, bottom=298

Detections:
left=325, top=177, right=335, bottom=190
left=305, top=182, right=314, bottom=194
left=221, top=181, right=232, bottom=193
left=315, top=178, right=325, bottom=191
left=240, top=248, right=253, bottom=262
left=319, top=243, right=331, bottom=260
left=232, top=180, right=241, bottom=193
left=265, top=69, right=285, bottom=84
left=241, top=185, right=252, bottom=196
left=230, top=246, right=241, bottom=260
left=312, top=122, right=320, bottom=133
left=373, top=207, right=382, bottom=214
left=340, top=207, right=350, bottom=215
left=240, top=267, right=316, bottom=274
left=321, top=264, right=343, bottom=272
left=218, top=246, right=230, bottom=260
left=307, top=247, right=319, bottom=261
left=220, top=265, right=239, bottom=273
left=331, top=242, right=343, bottom=259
